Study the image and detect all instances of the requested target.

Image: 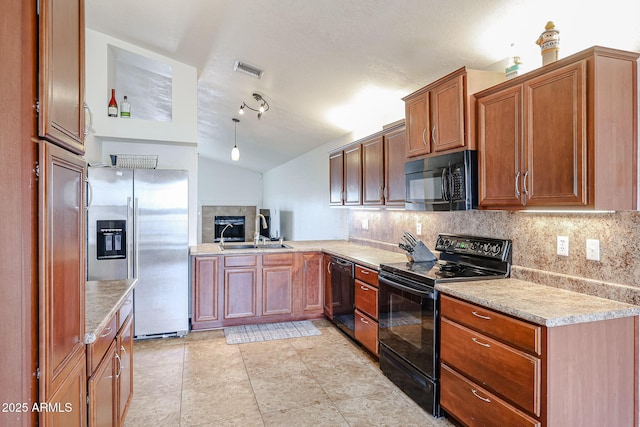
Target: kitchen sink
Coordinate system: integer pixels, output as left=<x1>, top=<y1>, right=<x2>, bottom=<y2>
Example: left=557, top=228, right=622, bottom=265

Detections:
left=219, top=243, right=292, bottom=251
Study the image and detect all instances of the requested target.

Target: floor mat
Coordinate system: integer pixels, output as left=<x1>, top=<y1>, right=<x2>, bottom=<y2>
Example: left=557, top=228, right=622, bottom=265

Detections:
left=224, top=320, right=321, bottom=344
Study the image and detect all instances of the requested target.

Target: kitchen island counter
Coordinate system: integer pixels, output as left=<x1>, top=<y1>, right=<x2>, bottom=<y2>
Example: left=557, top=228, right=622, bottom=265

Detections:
left=85, top=278, right=137, bottom=344
left=436, top=278, right=640, bottom=327
left=190, top=240, right=408, bottom=270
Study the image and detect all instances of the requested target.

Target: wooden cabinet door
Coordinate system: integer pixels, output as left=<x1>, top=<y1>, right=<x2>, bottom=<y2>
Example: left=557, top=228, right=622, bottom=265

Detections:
left=43, top=352, right=87, bottom=427
left=329, top=150, right=344, bottom=205
left=344, top=144, right=362, bottom=205
left=362, top=136, right=384, bottom=205
left=301, top=253, right=324, bottom=314
left=383, top=125, right=406, bottom=206
left=118, top=315, right=134, bottom=425
left=477, top=84, right=524, bottom=208
left=354, top=309, right=379, bottom=356
left=88, top=341, right=116, bottom=427
left=39, top=141, right=86, bottom=424
left=192, top=256, right=219, bottom=325
left=431, top=74, right=465, bottom=152
left=39, top=0, right=85, bottom=154
left=262, top=266, right=294, bottom=316
left=322, top=255, right=333, bottom=318
left=524, top=60, right=587, bottom=207
left=224, top=268, right=258, bottom=319
left=405, top=94, right=431, bottom=157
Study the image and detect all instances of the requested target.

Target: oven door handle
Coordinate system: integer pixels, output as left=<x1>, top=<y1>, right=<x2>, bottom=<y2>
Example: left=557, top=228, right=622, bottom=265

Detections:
left=379, top=276, right=435, bottom=299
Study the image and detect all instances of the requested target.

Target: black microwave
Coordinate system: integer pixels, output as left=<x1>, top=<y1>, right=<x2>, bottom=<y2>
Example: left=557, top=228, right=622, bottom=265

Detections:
left=405, top=150, right=478, bottom=211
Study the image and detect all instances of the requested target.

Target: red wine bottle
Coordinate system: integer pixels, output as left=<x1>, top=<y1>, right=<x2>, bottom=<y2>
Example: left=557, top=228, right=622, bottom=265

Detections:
left=108, top=89, right=118, bottom=117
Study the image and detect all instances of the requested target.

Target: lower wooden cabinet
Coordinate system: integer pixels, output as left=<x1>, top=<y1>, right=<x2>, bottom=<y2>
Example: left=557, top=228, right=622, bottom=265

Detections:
left=87, top=308, right=134, bottom=427
left=300, top=252, right=323, bottom=315
left=192, top=251, right=325, bottom=329
left=353, top=265, right=379, bottom=356
left=192, top=256, right=219, bottom=326
left=43, top=351, right=87, bottom=427
left=440, top=364, right=540, bottom=427
left=354, top=308, right=378, bottom=355
left=117, top=314, right=134, bottom=425
left=440, top=294, right=638, bottom=427
left=88, top=341, right=117, bottom=427
left=262, top=254, right=295, bottom=316
left=322, top=255, right=333, bottom=318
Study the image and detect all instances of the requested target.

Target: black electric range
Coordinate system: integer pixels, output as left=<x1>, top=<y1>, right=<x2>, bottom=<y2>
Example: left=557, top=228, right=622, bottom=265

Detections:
left=377, top=234, right=512, bottom=418
left=380, top=234, right=512, bottom=287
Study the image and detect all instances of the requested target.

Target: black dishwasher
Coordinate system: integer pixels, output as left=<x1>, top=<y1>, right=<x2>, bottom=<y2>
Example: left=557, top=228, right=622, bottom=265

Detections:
left=330, top=256, right=355, bottom=338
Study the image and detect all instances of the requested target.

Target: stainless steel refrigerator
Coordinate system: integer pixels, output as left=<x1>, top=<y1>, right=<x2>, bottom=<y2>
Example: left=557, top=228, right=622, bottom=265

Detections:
left=87, top=167, right=189, bottom=338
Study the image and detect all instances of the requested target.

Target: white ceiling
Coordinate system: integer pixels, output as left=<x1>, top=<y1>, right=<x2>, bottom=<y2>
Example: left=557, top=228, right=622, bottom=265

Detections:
left=86, top=0, right=640, bottom=173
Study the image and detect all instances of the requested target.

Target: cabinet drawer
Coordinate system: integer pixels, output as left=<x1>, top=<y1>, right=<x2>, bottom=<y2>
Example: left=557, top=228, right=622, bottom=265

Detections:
left=118, top=291, right=133, bottom=330
left=355, top=280, right=378, bottom=319
left=441, top=318, right=540, bottom=416
left=355, top=265, right=378, bottom=286
left=224, top=255, right=258, bottom=267
left=441, top=364, right=540, bottom=427
left=262, top=253, right=294, bottom=266
left=441, top=295, right=541, bottom=355
left=354, top=309, right=378, bottom=356
left=87, top=314, right=117, bottom=376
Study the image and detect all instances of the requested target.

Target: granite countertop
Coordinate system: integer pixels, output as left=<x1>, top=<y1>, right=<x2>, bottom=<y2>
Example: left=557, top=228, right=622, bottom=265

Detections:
left=436, top=278, right=640, bottom=327
left=190, top=240, right=408, bottom=270
left=85, top=279, right=137, bottom=344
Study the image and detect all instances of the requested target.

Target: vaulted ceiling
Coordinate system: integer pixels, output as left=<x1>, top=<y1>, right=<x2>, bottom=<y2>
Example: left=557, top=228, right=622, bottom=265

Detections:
left=86, top=0, right=640, bottom=172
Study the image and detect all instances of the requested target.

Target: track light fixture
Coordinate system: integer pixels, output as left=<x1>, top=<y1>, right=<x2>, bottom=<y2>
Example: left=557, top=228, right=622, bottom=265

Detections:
left=238, top=92, right=270, bottom=119
left=231, top=118, right=240, bottom=161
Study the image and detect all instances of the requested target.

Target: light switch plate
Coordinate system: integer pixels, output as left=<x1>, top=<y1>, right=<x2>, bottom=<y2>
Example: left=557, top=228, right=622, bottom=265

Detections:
left=361, top=219, right=368, bottom=230
left=557, top=236, right=569, bottom=256
left=586, top=239, right=600, bottom=261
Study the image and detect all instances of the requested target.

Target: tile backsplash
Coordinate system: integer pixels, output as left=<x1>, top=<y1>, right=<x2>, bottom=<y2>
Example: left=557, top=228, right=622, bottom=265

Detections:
left=349, top=209, right=640, bottom=304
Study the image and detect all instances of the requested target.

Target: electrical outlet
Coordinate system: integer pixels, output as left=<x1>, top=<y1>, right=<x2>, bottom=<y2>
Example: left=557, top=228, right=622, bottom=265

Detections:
left=416, top=223, right=422, bottom=235
left=361, top=219, right=368, bottom=230
left=586, top=239, right=600, bottom=261
left=557, top=236, right=569, bottom=256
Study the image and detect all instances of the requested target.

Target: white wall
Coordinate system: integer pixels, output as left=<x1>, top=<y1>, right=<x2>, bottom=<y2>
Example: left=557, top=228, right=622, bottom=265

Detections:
left=262, top=133, right=354, bottom=241
left=197, top=157, right=264, bottom=242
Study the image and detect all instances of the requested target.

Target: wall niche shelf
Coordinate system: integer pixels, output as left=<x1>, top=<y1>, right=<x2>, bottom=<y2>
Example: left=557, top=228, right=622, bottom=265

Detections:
left=86, top=29, right=197, bottom=144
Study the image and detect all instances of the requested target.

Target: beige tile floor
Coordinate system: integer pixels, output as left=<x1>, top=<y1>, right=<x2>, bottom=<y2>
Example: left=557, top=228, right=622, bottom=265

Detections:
left=124, top=319, right=456, bottom=427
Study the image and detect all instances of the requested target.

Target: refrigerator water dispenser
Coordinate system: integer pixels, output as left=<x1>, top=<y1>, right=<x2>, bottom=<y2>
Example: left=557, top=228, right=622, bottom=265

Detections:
left=96, top=220, right=127, bottom=259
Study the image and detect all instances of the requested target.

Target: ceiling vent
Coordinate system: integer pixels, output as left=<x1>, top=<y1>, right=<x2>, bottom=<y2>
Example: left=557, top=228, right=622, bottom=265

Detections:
left=233, top=60, right=264, bottom=79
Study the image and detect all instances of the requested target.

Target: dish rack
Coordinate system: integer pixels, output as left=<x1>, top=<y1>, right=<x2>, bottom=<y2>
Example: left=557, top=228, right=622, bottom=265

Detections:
left=114, top=154, right=158, bottom=169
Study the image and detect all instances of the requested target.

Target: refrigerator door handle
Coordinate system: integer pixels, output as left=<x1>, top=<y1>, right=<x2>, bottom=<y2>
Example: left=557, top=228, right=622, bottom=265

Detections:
left=127, top=197, right=132, bottom=279
left=133, top=197, right=139, bottom=280
left=85, top=178, right=93, bottom=209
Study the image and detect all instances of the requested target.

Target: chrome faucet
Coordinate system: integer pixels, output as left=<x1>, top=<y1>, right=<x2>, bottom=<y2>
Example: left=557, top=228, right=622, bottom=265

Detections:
left=220, top=223, right=233, bottom=248
left=254, top=213, right=267, bottom=245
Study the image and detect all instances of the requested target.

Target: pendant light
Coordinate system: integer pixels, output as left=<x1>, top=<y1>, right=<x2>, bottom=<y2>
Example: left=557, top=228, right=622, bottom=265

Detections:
left=231, top=118, right=240, bottom=161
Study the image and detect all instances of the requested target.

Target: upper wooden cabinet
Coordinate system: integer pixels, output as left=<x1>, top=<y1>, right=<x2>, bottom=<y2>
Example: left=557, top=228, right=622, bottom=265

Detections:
left=403, top=67, right=504, bottom=158
left=344, top=144, right=363, bottom=205
left=362, top=124, right=407, bottom=206
left=331, top=122, right=406, bottom=207
left=329, top=143, right=362, bottom=206
left=383, top=125, right=407, bottom=206
left=39, top=0, right=86, bottom=154
left=329, top=150, right=344, bottom=205
left=477, top=46, right=639, bottom=210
